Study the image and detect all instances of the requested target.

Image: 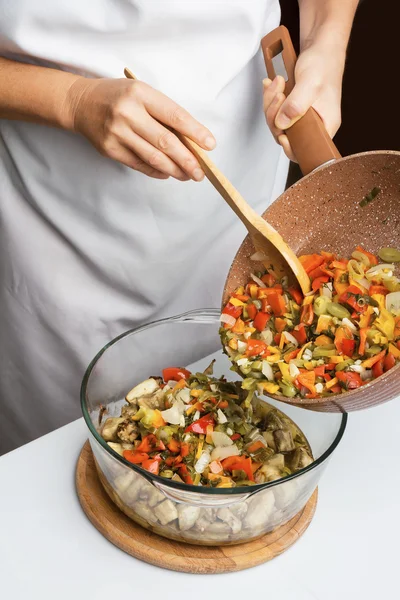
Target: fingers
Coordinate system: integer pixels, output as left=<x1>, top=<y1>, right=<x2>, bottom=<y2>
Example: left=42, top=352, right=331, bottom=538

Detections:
left=274, top=76, right=320, bottom=131
left=130, top=111, right=205, bottom=181
left=277, top=134, right=297, bottom=162
left=263, top=77, right=297, bottom=162
left=140, top=83, right=216, bottom=151
left=265, top=90, right=286, bottom=141
left=107, top=144, right=170, bottom=179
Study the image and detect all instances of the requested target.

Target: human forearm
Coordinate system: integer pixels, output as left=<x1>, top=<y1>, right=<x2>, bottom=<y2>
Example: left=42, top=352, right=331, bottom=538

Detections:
left=298, top=0, right=360, bottom=57
left=0, top=57, right=81, bottom=129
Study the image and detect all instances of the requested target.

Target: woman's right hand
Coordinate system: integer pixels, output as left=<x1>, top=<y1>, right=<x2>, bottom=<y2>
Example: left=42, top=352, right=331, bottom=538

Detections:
left=67, top=77, right=216, bottom=181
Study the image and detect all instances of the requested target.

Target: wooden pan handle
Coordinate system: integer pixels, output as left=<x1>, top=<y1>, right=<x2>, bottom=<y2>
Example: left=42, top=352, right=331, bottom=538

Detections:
left=261, top=25, right=341, bottom=175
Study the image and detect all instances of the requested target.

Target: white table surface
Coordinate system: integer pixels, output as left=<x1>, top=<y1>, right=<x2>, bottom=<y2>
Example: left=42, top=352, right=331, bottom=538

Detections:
left=1, top=397, right=399, bottom=599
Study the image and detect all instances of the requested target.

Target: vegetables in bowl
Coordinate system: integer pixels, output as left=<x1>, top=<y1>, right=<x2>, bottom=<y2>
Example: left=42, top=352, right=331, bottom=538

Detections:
left=100, top=363, right=313, bottom=487
left=220, top=246, right=400, bottom=400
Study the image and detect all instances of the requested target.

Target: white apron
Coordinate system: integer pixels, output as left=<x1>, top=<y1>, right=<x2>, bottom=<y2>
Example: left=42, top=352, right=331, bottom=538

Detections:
left=0, top=0, right=288, bottom=454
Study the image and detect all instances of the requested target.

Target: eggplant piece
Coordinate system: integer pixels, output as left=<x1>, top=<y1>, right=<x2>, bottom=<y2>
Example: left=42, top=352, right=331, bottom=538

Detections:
left=254, top=464, right=282, bottom=484
left=273, top=429, right=295, bottom=453
left=134, top=501, right=157, bottom=523
left=194, top=515, right=211, bottom=533
left=116, top=421, right=139, bottom=443
left=101, top=417, right=126, bottom=441
left=153, top=500, right=178, bottom=525
left=289, top=447, right=313, bottom=471
left=244, top=491, right=275, bottom=530
left=264, top=410, right=284, bottom=431
left=107, top=442, right=124, bottom=456
left=229, top=502, right=248, bottom=520
left=138, top=389, right=166, bottom=410
left=217, top=508, right=242, bottom=534
left=147, top=488, right=166, bottom=508
left=178, top=505, right=201, bottom=531
left=262, top=430, right=277, bottom=451
left=113, top=471, right=136, bottom=495
left=265, top=453, right=285, bottom=470
left=120, top=404, right=138, bottom=418
left=125, top=378, right=160, bottom=403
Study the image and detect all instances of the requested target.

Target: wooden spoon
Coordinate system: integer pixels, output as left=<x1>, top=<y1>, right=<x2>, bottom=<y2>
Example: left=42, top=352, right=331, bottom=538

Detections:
left=124, top=68, right=310, bottom=294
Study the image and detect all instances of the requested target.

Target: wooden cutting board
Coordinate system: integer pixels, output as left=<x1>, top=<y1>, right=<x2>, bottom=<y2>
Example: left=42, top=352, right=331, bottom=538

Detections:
left=76, top=441, right=317, bottom=574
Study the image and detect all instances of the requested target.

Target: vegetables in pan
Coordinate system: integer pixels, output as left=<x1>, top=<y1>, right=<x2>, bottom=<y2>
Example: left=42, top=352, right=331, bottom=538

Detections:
left=100, top=364, right=313, bottom=486
left=220, top=246, right=400, bottom=399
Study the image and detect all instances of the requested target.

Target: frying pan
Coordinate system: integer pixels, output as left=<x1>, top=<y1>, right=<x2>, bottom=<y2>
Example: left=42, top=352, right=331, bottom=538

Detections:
left=223, top=26, right=400, bottom=413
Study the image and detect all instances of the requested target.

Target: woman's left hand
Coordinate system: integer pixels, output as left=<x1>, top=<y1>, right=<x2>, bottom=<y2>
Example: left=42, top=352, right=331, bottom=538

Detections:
left=263, top=41, right=344, bottom=162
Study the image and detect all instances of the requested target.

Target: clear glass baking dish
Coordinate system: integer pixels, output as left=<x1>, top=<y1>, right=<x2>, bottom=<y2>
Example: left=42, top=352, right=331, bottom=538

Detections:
left=81, top=309, right=347, bottom=545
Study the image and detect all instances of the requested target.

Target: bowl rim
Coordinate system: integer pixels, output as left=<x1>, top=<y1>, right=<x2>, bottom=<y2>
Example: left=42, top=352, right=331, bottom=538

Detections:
left=81, top=309, right=347, bottom=496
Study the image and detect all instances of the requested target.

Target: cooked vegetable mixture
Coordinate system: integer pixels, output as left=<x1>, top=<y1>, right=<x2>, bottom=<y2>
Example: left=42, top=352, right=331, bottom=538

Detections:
left=220, top=246, right=400, bottom=399
left=101, top=364, right=312, bottom=486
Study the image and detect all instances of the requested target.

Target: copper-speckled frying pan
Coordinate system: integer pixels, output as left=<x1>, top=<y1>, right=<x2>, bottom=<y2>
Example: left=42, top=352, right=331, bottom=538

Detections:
left=223, top=26, right=400, bottom=413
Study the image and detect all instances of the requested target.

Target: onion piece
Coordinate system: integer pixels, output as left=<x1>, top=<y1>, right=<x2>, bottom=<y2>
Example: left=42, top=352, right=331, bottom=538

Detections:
left=260, top=329, right=273, bottom=345
left=193, top=410, right=200, bottom=421
left=237, top=340, right=248, bottom=353
left=210, top=444, right=240, bottom=462
left=361, top=369, right=373, bottom=381
left=211, top=431, right=233, bottom=447
left=289, top=363, right=300, bottom=378
left=194, top=451, right=211, bottom=474
left=161, top=400, right=185, bottom=425
left=358, top=277, right=371, bottom=290
left=282, top=331, right=299, bottom=346
left=176, top=388, right=191, bottom=404
left=315, top=383, right=324, bottom=393
left=321, top=283, right=333, bottom=299
left=366, top=263, right=395, bottom=276
left=250, top=251, right=268, bottom=262
left=220, top=313, right=236, bottom=327
left=386, top=291, right=400, bottom=314
left=237, top=357, right=249, bottom=367
left=217, top=409, right=228, bottom=424
left=250, top=273, right=266, bottom=288
left=342, top=317, right=358, bottom=331
left=262, top=360, right=274, bottom=381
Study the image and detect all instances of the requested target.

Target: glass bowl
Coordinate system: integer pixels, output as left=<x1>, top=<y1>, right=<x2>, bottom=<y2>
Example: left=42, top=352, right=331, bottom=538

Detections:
left=81, top=309, right=347, bottom=546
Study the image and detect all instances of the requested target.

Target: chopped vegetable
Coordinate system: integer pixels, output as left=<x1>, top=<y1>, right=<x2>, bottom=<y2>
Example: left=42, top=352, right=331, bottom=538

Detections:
left=359, top=186, right=381, bottom=207
left=220, top=246, right=400, bottom=399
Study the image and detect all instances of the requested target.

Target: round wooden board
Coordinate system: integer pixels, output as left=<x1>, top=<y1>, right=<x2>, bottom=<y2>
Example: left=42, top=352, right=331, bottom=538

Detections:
left=76, top=441, right=317, bottom=574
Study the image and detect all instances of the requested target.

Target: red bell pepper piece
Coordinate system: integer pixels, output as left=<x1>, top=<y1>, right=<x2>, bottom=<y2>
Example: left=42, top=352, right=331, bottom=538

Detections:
left=136, top=434, right=165, bottom=453
left=312, top=276, right=330, bottom=291
left=274, top=333, right=281, bottom=345
left=180, top=443, right=190, bottom=457
left=185, top=413, right=215, bottom=434
left=224, top=456, right=254, bottom=482
left=299, top=254, right=325, bottom=273
left=167, top=438, right=180, bottom=454
left=308, top=266, right=327, bottom=281
left=341, top=338, right=356, bottom=357
left=372, top=358, right=384, bottom=378
left=314, top=365, right=326, bottom=377
left=292, top=323, right=308, bottom=345
left=246, top=339, right=270, bottom=357
left=300, top=303, right=314, bottom=325
left=287, top=287, right=303, bottom=305
left=246, top=303, right=258, bottom=321
left=178, top=464, right=194, bottom=485
left=162, top=367, right=191, bottom=382
left=339, top=285, right=367, bottom=313
left=230, top=433, right=241, bottom=441
left=369, top=285, right=389, bottom=296
left=384, top=352, right=396, bottom=372
left=284, top=348, right=300, bottom=363
left=358, top=328, right=369, bottom=356
left=222, top=303, right=242, bottom=320
left=261, top=273, right=277, bottom=287
left=268, top=292, right=287, bottom=316
left=123, top=450, right=149, bottom=464
left=336, top=371, right=362, bottom=390
left=253, top=311, right=271, bottom=332
left=355, top=245, right=378, bottom=266
left=142, top=456, right=162, bottom=475
left=324, top=362, right=336, bottom=371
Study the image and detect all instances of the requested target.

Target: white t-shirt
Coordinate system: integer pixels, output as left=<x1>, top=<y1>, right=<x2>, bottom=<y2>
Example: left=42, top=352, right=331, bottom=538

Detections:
left=0, top=0, right=288, bottom=453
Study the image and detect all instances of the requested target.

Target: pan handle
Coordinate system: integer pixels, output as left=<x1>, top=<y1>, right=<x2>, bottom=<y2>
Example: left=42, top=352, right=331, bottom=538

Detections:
left=261, top=25, right=341, bottom=175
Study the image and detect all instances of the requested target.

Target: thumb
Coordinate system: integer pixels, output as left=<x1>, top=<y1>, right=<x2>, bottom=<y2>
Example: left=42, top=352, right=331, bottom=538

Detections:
left=275, top=77, right=319, bottom=130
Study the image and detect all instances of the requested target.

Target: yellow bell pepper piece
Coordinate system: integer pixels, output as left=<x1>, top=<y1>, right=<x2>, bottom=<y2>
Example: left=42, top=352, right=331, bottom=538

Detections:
left=173, top=379, right=187, bottom=391
left=235, top=286, right=245, bottom=295
left=229, top=297, right=245, bottom=307
left=297, top=341, right=312, bottom=359
left=266, top=355, right=281, bottom=364
left=205, top=424, right=214, bottom=444
left=374, top=308, right=395, bottom=340
left=371, top=294, right=386, bottom=311
left=196, top=436, right=205, bottom=459
left=303, top=361, right=315, bottom=370
left=232, top=318, right=245, bottom=334
left=278, top=362, right=292, bottom=381
left=316, top=315, right=334, bottom=334
left=228, top=338, right=238, bottom=350
left=326, top=377, right=339, bottom=389
left=258, top=381, right=280, bottom=394
left=190, top=389, right=203, bottom=397
left=152, top=410, right=166, bottom=428
left=244, top=326, right=256, bottom=334
left=302, top=295, right=315, bottom=306
left=388, top=343, right=400, bottom=359
left=359, top=305, right=374, bottom=328
left=372, top=333, right=388, bottom=345
left=267, top=345, right=281, bottom=354
left=330, top=356, right=344, bottom=364
left=279, top=334, right=285, bottom=350
left=248, top=284, right=259, bottom=299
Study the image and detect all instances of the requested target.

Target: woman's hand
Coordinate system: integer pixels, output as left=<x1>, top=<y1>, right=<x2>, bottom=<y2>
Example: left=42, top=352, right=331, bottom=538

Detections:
left=263, top=42, right=344, bottom=162
left=67, top=78, right=216, bottom=181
